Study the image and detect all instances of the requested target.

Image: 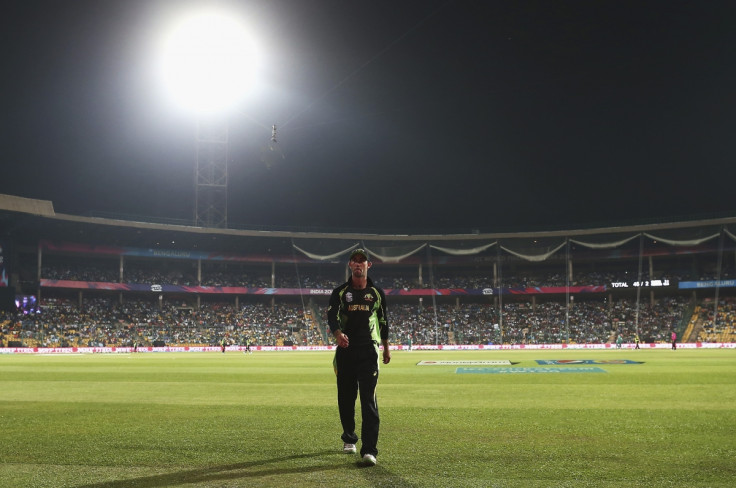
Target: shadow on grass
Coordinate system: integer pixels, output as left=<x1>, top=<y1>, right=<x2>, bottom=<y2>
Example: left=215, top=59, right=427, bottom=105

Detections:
left=76, top=450, right=416, bottom=488
left=356, top=462, right=417, bottom=488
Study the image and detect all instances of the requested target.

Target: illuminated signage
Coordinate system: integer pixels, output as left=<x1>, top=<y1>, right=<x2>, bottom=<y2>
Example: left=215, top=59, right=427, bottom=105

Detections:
left=609, top=279, right=670, bottom=288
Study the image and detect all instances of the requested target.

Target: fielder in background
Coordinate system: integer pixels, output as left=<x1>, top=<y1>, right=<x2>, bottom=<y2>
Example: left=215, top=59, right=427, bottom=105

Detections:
left=327, top=248, right=391, bottom=467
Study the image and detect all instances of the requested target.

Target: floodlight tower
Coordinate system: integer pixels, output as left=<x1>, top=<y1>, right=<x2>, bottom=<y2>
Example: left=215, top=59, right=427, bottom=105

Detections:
left=195, top=118, right=229, bottom=228
left=156, top=7, right=259, bottom=228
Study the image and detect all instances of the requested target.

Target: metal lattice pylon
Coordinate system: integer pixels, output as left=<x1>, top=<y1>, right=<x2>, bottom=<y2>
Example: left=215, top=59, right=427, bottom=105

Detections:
left=194, top=119, right=229, bottom=228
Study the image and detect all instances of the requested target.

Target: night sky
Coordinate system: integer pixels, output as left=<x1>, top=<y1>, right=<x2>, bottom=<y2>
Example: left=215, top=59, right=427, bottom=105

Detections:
left=3, top=0, right=736, bottom=234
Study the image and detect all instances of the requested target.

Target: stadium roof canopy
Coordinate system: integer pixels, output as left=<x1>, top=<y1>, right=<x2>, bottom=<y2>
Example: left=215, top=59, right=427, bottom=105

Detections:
left=2, top=193, right=736, bottom=263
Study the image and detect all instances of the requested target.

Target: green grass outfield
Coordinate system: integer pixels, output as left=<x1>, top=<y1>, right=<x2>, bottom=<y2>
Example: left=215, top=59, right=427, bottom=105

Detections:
left=1, top=348, right=734, bottom=488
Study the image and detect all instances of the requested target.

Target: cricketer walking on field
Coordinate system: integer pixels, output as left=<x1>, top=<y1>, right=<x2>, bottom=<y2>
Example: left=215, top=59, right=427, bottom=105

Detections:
left=327, top=248, right=391, bottom=467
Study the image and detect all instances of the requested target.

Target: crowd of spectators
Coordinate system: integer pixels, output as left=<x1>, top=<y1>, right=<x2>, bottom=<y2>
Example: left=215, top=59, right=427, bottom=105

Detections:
left=1, top=298, right=319, bottom=349
left=2, top=294, right=697, bottom=349
left=385, top=296, right=688, bottom=345
left=10, top=257, right=736, bottom=349
left=695, top=299, right=736, bottom=342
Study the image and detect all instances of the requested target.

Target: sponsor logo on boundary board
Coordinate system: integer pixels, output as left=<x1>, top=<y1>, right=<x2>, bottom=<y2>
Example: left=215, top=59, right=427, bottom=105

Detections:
left=417, top=360, right=512, bottom=366
left=535, top=359, right=643, bottom=365
left=456, top=367, right=607, bottom=374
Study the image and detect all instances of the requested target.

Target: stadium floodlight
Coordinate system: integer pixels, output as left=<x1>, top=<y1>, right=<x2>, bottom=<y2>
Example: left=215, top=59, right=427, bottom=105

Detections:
left=152, top=6, right=261, bottom=228
left=155, top=7, right=260, bottom=116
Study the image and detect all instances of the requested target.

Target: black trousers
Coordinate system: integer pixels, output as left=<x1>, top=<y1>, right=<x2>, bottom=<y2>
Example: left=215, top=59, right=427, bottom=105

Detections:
left=335, top=344, right=380, bottom=457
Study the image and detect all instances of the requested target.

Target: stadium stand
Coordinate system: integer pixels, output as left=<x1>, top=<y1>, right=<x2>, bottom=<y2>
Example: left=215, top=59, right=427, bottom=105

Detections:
left=2, top=193, right=736, bottom=348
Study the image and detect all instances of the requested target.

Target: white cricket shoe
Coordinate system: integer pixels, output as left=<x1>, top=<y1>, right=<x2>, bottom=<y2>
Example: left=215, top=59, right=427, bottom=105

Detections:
left=362, top=454, right=376, bottom=466
left=343, top=443, right=357, bottom=454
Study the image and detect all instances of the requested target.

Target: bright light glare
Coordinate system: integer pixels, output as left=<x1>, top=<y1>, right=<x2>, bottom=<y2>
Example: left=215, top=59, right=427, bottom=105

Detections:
left=156, top=9, right=259, bottom=116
